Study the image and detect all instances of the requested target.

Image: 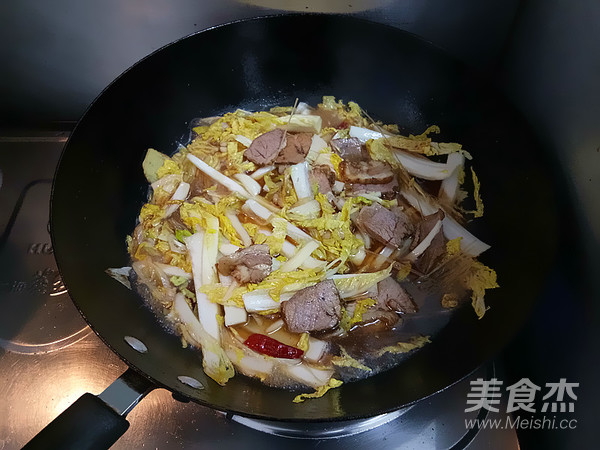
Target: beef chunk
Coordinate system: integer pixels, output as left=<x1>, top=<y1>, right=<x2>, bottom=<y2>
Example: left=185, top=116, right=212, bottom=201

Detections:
left=217, top=244, right=272, bottom=284
left=339, top=160, right=394, bottom=184
left=282, top=280, right=341, bottom=333
left=314, top=108, right=345, bottom=128
left=330, top=137, right=365, bottom=161
left=356, top=203, right=414, bottom=247
left=408, top=210, right=446, bottom=274
left=346, top=177, right=399, bottom=199
left=410, top=209, right=445, bottom=251
left=414, top=230, right=447, bottom=274
left=245, top=129, right=286, bottom=165
left=310, top=165, right=335, bottom=196
left=275, top=132, right=313, bottom=164
left=377, top=277, right=417, bottom=314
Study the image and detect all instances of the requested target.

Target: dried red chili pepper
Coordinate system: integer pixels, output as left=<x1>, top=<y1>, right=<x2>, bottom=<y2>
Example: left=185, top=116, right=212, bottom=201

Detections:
left=244, top=333, right=304, bottom=359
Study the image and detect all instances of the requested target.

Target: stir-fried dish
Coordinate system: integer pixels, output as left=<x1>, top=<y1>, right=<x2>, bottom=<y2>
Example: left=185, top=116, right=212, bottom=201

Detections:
left=118, top=97, right=498, bottom=401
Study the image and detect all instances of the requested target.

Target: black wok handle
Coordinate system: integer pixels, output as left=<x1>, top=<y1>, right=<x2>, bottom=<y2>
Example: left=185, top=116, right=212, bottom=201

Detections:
left=23, top=368, right=155, bottom=450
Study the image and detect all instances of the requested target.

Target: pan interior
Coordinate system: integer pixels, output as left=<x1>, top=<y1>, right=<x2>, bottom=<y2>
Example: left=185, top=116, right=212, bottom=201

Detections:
left=51, top=15, right=558, bottom=421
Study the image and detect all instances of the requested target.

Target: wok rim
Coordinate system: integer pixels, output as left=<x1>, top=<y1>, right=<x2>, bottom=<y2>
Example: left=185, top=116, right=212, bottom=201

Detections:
left=49, top=13, right=557, bottom=422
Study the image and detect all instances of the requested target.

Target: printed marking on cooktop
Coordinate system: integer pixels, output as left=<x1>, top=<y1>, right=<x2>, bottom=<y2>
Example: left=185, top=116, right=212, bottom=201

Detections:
left=27, top=243, right=53, bottom=255
left=0, top=268, right=66, bottom=296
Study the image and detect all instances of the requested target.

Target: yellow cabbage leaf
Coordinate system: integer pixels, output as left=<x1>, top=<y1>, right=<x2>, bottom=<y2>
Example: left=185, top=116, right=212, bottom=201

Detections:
left=396, top=262, right=412, bottom=281
left=254, top=268, right=325, bottom=302
left=466, top=260, right=498, bottom=319
left=446, top=237, right=463, bottom=257
left=293, top=378, right=343, bottom=403
left=139, top=203, right=164, bottom=228
left=179, top=195, right=244, bottom=246
left=156, top=159, right=182, bottom=179
left=331, top=347, right=372, bottom=372
left=198, top=110, right=284, bottom=143
left=340, top=298, right=377, bottom=331
left=376, top=336, right=431, bottom=357
left=226, top=141, right=255, bottom=175
left=471, top=168, right=484, bottom=218
left=297, top=333, right=310, bottom=352
left=265, top=217, right=287, bottom=255
left=333, top=265, right=392, bottom=298
left=366, top=138, right=401, bottom=169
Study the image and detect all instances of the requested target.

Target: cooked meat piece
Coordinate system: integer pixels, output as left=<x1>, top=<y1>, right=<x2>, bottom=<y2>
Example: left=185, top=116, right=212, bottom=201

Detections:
left=275, top=132, right=313, bottom=164
left=356, top=203, right=414, bottom=247
left=339, top=160, right=394, bottom=185
left=330, top=137, right=365, bottom=161
left=166, top=208, right=187, bottom=231
left=346, top=177, right=399, bottom=199
left=414, top=227, right=447, bottom=274
left=282, top=280, right=341, bottom=333
left=245, top=129, right=286, bottom=165
left=410, top=209, right=445, bottom=250
left=217, top=244, right=272, bottom=284
left=310, top=165, right=335, bottom=195
left=314, top=108, right=345, bottom=128
left=377, top=277, right=417, bottom=314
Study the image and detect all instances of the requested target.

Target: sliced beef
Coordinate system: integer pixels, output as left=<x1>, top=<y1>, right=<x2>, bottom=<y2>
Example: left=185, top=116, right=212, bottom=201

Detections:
left=217, top=244, right=272, bottom=284
left=339, top=160, right=394, bottom=184
left=244, top=129, right=286, bottom=165
left=410, top=209, right=445, bottom=251
left=282, top=280, right=341, bottom=333
left=166, top=208, right=187, bottom=231
left=346, top=177, right=399, bottom=199
left=409, top=209, right=447, bottom=274
left=309, top=165, right=335, bottom=196
left=356, top=203, right=414, bottom=247
left=377, top=277, right=417, bottom=314
left=330, top=137, right=365, bottom=161
left=314, top=108, right=345, bottom=128
left=414, top=230, right=447, bottom=274
left=275, top=132, right=313, bottom=164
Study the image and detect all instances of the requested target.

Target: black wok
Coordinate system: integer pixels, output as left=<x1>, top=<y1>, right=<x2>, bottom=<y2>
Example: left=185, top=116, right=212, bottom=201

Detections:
left=27, top=14, right=558, bottom=449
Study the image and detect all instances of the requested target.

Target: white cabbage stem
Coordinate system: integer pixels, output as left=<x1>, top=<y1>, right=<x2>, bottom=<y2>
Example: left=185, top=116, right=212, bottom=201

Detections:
left=290, top=161, right=313, bottom=200
left=235, top=135, right=253, bottom=147
left=303, top=338, right=329, bottom=363
left=392, top=150, right=462, bottom=181
left=400, top=190, right=439, bottom=216
left=242, top=290, right=282, bottom=313
left=305, top=134, right=328, bottom=164
left=260, top=228, right=326, bottom=271
left=224, top=305, right=247, bottom=327
left=280, top=240, right=321, bottom=272
left=233, top=173, right=261, bottom=196
left=184, top=230, right=221, bottom=341
left=439, top=153, right=465, bottom=203
left=250, top=165, right=275, bottom=180
left=287, top=199, right=321, bottom=220
left=242, top=199, right=315, bottom=244
left=225, top=213, right=252, bottom=247
left=442, top=216, right=490, bottom=256
left=155, top=263, right=191, bottom=278
left=187, top=154, right=249, bottom=197
left=165, top=181, right=190, bottom=217
left=349, top=125, right=389, bottom=143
